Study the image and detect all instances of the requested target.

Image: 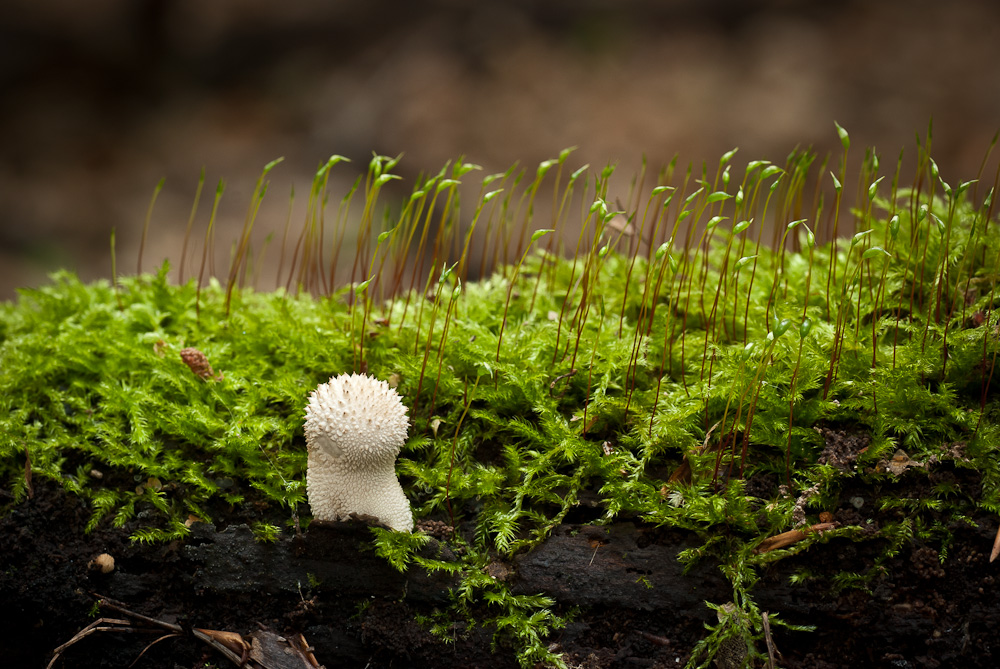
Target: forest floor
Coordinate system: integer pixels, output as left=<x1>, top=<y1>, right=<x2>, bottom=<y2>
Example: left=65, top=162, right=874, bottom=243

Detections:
left=4, top=463, right=999, bottom=669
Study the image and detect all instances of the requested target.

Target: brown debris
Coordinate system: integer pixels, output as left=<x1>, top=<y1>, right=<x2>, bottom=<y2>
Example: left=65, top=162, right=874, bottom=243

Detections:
left=991, top=524, right=1000, bottom=563
left=755, top=522, right=836, bottom=554
left=47, top=617, right=142, bottom=669
left=548, top=368, right=577, bottom=398
left=940, top=441, right=971, bottom=463
left=196, top=627, right=250, bottom=659
left=879, top=449, right=926, bottom=476
left=23, top=446, right=32, bottom=499
left=815, top=426, right=870, bottom=471
left=667, top=421, right=721, bottom=485
left=911, top=546, right=946, bottom=579
left=637, top=630, right=671, bottom=646
left=762, top=611, right=778, bottom=669
left=484, top=560, right=512, bottom=582
left=180, top=347, right=223, bottom=381
left=416, top=519, right=453, bottom=540
left=252, top=631, right=324, bottom=669
left=47, top=596, right=324, bottom=668
left=789, top=482, right=822, bottom=527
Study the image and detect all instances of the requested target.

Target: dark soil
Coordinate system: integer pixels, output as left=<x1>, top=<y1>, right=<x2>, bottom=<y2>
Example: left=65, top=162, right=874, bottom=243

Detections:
left=3, top=473, right=999, bottom=668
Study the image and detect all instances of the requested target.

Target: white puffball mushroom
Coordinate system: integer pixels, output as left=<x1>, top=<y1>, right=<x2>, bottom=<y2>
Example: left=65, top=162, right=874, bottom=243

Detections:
left=305, top=372, right=413, bottom=532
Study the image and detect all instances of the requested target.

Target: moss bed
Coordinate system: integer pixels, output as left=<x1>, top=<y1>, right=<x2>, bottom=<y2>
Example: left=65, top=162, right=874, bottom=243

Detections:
left=3, top=134, right=1000, bottom=667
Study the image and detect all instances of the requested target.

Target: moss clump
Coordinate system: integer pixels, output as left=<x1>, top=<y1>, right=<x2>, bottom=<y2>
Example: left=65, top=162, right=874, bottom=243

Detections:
left=3, top=128, right=1000, bottom=667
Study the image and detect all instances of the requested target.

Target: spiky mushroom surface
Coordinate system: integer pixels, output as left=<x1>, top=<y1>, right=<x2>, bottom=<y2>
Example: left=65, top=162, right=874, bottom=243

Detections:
left=304, top=373, right=413, bottom=532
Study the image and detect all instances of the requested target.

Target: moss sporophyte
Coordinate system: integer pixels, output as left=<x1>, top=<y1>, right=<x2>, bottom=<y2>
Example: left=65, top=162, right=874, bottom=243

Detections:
left=3, top=125, right=1000, bottom=667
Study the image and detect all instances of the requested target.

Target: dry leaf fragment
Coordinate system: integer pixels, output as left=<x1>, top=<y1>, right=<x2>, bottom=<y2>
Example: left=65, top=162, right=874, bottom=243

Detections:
left=607, top=214, right=635, bottom=238
left=194, top=628, right=251, bottom=657
left=882, top=448, right=925, bottom=476
left=484, top=560, right=512, bottom=581
left=991, top=524, right=1000, bottom=563
left=250, top=629, right=321, bottom=667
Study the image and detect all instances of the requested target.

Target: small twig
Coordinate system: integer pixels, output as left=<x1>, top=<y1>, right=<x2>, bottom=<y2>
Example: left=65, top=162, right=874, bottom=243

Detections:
left=130, top=633, right=181, bottom=668
left=548, top=368, right=577, bottom=398
left=755, top=522, right=836, bottom=554
left=48, top=618, right=134, bottom=667
left=762, top=612, right=777, bottom=669
left=990, top=523, right=1000, bottom=563
left=293, top=633, right=323, bottom=668
left=50, top=597, right=248, bottom=668
left=638, top=630, right=671, bottom=647
left=23, top=444, right=32, bottom=499
left=98, top=598, right=182, bottom=633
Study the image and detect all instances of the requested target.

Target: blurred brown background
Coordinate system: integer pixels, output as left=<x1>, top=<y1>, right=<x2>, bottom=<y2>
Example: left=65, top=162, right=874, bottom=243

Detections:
left=2, top=0, right=999, bottom=300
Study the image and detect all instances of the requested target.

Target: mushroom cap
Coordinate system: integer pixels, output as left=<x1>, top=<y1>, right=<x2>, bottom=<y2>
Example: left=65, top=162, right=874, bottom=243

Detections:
left=305, top=373, right=408, bottom=466
left=305, top=373, right=413, bottom=531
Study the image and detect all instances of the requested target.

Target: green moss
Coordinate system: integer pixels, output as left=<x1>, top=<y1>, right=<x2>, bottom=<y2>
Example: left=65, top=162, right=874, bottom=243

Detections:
left=3, top=128, right=1000, bottom=667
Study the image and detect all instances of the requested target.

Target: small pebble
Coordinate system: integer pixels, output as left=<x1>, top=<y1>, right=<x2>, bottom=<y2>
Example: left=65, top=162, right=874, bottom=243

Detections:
left=88, top=553, right=115, bottom=574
